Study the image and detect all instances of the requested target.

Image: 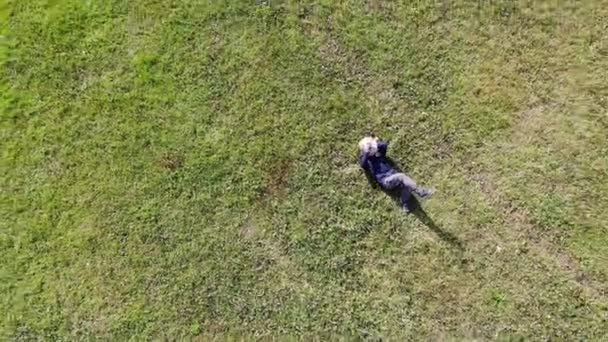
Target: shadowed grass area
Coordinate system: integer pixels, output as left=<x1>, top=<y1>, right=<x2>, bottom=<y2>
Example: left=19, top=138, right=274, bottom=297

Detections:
left=2, top=0, right=607, bottom=339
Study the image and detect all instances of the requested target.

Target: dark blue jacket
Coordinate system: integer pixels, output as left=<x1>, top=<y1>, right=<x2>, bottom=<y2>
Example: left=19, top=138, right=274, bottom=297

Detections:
left=359, top=141, right=396, bottom=183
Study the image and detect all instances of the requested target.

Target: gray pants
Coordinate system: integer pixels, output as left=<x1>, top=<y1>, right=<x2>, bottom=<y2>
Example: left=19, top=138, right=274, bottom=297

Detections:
left=379, top=173, right=433, bottom=211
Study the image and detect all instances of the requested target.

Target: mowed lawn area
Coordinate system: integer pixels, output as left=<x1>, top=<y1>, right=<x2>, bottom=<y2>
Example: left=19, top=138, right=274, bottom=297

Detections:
left=2, top=0, right=607, bottom=339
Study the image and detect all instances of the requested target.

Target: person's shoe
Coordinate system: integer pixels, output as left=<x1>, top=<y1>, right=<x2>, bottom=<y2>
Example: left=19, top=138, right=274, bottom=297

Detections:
left=418, top=188, right=435, bottom=198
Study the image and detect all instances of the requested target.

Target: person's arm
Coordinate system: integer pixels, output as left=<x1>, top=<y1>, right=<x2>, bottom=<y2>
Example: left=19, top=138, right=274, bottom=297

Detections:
left=359, top=152, right=369, bottom=170
left=377, top=140, right=389, bottom=156
left=359, top=152, right=378, bottom=187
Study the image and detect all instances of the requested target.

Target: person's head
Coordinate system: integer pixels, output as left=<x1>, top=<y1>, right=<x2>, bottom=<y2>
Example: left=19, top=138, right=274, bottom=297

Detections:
left=358, top=136, right=379, bottom=156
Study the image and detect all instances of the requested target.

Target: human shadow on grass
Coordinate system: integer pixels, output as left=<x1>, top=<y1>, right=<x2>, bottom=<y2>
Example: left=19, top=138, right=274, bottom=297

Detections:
left=362, top=157, right=464, bottom=251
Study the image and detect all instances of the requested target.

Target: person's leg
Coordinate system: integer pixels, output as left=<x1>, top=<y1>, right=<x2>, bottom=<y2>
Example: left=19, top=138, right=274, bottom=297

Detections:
left=400, top=187, right=414, bottom=213
left=383, top=173, right=434, bottom=198
left=381, top=173, right=415, bottom=190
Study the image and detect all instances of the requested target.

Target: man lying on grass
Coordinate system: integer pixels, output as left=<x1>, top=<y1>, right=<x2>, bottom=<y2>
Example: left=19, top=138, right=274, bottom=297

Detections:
left=359, top=136, right=435, bottom=213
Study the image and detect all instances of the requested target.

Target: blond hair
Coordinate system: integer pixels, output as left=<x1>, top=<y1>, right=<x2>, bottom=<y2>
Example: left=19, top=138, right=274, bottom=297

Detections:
left=358, top=136, right=378, bottom=156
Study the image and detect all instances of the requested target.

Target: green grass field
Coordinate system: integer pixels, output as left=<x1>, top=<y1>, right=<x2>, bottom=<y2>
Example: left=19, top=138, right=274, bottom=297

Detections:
left=2, top=0, right=608, bottom=339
